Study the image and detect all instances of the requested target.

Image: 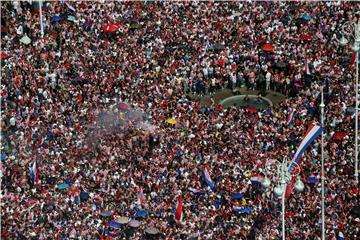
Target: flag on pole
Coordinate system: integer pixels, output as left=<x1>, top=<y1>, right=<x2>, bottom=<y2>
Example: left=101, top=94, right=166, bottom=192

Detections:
left=203, top=165, right=215, bottom=190
left=286, top=124, right=324, bottom=198
left=304, top=49, right=311, bottom=75
left=285, top=177, right=296, bottom=198
left=29, top=160, right=39, bottom=185
left=137, top=187, right=145, bottom=206
left=287, top=108, right=296, bottom=126
left=174, top=195, right=183, bottom=223
left=288, top=124, right=324, bottom=173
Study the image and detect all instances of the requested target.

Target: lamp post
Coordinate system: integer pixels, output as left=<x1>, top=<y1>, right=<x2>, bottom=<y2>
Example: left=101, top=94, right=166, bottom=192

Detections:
left=320, top=86, right=325, bottom=240
left=339, top=20, right=360, bottom=184
left=39, top=0, right=44, bottom=38
left=261, top=159, right=304, bottom=240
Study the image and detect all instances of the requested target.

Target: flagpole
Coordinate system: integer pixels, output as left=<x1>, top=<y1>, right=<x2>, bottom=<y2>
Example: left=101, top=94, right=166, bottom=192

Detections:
left=355, top=50, right=359, bottom=184
left=281, top=161, right=286, bottom=240
left=39, top=0, right=44, bottom=38
left=320, top=86, right=325, bottom=240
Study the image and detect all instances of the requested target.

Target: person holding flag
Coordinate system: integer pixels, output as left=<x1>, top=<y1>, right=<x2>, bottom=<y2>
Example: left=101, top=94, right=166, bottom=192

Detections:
left=71, top=186, right=80, bottom=205
left=137, top=186, right=145, bottom=207
left=287, top=107, right=296, bottom=126
left=29, top=160, right=39, bottom=186
left=174, top=194, right=183, bottom=224
left=203, top=164, right=215, bottom=191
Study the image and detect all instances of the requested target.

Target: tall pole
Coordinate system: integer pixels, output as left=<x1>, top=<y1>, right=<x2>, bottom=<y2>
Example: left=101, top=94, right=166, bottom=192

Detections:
left=281, top=162, right=286, bottom=240
left=39, top=0, right=44, bottom=38
left=320, top=87, right=325, bottom=240
left=355, top=50, right=359, bottom=184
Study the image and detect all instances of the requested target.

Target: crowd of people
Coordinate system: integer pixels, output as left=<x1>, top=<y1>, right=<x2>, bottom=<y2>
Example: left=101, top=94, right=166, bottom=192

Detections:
left=1, top=1, right=359, bottom=239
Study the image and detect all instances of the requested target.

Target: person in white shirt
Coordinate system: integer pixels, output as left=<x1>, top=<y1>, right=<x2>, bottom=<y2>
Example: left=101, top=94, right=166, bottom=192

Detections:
left=265, top=71, right=272, bottom=90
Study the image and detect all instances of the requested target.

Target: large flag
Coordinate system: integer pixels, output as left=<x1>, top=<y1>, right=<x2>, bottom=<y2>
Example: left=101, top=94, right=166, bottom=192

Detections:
left=29, top=160, right=39, bottom=185
left=286, top=124, right=324, bottom=198
left=174, top=195, right=183, bottom=223
left=288, top=124, right=324, bottom=173
left=203, top=166, right=215, bottom=190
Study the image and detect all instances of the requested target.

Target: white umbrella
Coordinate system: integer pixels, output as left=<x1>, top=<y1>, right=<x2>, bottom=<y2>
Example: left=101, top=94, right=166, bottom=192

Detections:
left=20, top=35, right=31, bottom=45
left=145, top=227, right=160, bottom=235
left=128, top=219, right=141, bottom=228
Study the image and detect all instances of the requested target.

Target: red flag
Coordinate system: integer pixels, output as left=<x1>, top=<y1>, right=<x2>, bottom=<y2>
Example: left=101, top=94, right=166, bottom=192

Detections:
left=174, top=195, right=183, bottom=223
left=285, top=176, right=296, bottom=198
left=349, top=52, right=356, bottom=66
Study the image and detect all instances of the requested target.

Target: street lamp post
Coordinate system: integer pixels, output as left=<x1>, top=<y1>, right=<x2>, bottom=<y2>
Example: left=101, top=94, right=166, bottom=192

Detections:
left=39, top=0, right=44, bottom=38
left=339, top=20, right=360, bottom=184
left=320, top=87, right=325, bottom=240
left=262, top=159, right=304, bottom=240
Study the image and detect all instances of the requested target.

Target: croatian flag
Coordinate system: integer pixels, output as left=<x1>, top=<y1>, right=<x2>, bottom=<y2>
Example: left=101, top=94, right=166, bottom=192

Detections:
left=286, top=124, right=324, bottom=198
left=250, top=175, right=264, bottom=185
left=72, top=187, right=80, bottom=204
left=203, top=166, right=215, bottom=190
left=188, top=188, right=205, bottom=196
left=137, top=187, right=145, bottom=206
left=287, top=108, right=296, bottom=126
left=174, top=195, right=183, bottom=223
left=29, top=160, right=39, bottom=185
left=288, top=124, right=324, bottom=173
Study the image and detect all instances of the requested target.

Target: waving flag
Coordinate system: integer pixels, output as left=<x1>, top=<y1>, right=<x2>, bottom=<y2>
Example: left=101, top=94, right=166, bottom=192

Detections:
left=250, top=175, right=264, bottom=185
left=137, top=187, right=145, bottom=206
left=188, top=188, right=205, bottom=196
left=286, top=124, right=324, bottom=198
left=203, top=166, right=215, bottom=190
left=174, top=195, right=183, bottom=223
left=29, top=160, right=39, bottom=185
left=288, top=124, right=324, bottom=173
left=233, top=206, right=253, bottom=214
left=287, top=108, right=296, bottom=126
left=34, top=137, right=46, bottom=149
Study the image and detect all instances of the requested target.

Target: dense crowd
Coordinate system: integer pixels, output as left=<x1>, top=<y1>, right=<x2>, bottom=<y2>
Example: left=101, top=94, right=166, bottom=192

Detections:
left=1, top=1, right=359, bottom=239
